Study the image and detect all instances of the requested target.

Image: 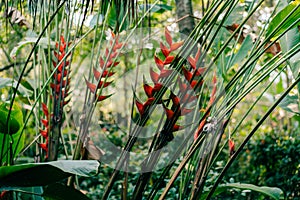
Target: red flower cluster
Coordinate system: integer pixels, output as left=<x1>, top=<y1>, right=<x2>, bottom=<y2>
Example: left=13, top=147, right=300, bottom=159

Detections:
left=39, top=103, right=50, bottom=155
left=86, top=32, right=122, bottom=102
left=229, top=138, right=235, bottom=156
left=135, top=28, right=184, bottom=117
left=51, top=36, right=71, bottom=107
left=135, top=28, right=200, bottom=135
left=39, top=36, right=71, bottom=156
left=194, top=72, right=217, bottom=140
left=149, top=28, right=183, bottom=83
left=182, top=48, right=205, bottom=90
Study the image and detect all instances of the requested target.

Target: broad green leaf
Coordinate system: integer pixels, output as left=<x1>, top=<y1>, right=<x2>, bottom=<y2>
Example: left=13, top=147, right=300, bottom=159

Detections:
left=221, top=183, right=284, bottom=200
left=266, top=1, right=300, bottom=39
left=276, top=76, right=284, bottom=94
left=0, top=78, right=33, bottom=97
left=279, top=26, right=300, bottom=95
left=107, top=2, right=129, bottom=31
left=43, top=183, right=90, bottom=200
left=0, top=160, right=100, bottom=189
left=10, top=37, right=54, bottom=59
left=229, top=35, right=252, bottom=68
left=224, top=5, right=244, bottom=26
left=278, top=94, right=300, bottom=114
left=201, top=183, right=284, bottom=200
left=8, top=187, right=44, bottom=200
left=3, top=184, right=90, bottom=200
left=139, top=4, right=172, bottom=13
left=0, top=103, right=24, bottom=164
left=88, top=14, right=104, bottom=28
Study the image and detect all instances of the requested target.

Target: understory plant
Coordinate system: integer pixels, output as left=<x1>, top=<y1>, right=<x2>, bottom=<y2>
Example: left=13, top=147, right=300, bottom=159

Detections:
left=0, top=0, right=300, bottom=199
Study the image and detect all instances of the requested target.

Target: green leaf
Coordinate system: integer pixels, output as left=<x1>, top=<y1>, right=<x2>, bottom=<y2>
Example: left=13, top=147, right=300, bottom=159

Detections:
left=3, top=184, right=90, bottom=200
left=0, top=160, right=100, bottom=189
left=43, top=183, right=90, bottom=200
left=279, top=21, right=300, bottom=94
left=221, top=183, right=284, bottom=200
left=229, top=35, right=252, bottom=68
left=107, top=2, right=129, bottom=31
left=201, top=183, right=284, bottom=200
left=0, top=103, right=24, bottom=164
left=88, top=14, right=104, bottom=28
left=224, top=5, right=244, bottom=26
left=0, top=78, right=33, bottom=97
left=139, top=4, right=172, bottom=13
left=278, top=94, right=300, bottom=114
left=10, top=37, right=54, bottom=59
left=266, top=1, right=300, bottom=39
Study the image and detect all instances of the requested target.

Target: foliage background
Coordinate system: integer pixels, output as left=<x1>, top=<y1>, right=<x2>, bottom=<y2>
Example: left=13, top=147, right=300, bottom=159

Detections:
left=0, top=0, right=299, bottom=199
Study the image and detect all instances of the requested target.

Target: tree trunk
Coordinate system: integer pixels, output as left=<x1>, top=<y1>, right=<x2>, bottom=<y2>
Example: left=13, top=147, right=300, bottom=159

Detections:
left=175, top=0, right=195, bottom=37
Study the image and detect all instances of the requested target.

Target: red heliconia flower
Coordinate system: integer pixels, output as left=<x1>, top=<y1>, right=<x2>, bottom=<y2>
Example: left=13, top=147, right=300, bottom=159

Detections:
left=187, top=47, right=206, bottom=76
left=181, top=93, right=197, bottom=103
left=97, top=94, right=112, bottom=102
left=144, top=97, right=155, bottom=107
left=148, top=27, right=184, bottom=93
left=182, top=67, right=193, bottom=82
left=144, top=84, right=153, bottom=98
left=194, top=119, right=206, bottom=140
left=165, top=27, right=173, bottom=47
left=110, top=32, right=124, bottom=51
left=42, top=103, right=49, bottom=117
left=190, top=80, right=198, bottom=88
left=154, top=55, right=164, bottom=70
left=187, top=58, right=197, bottom=71
left=108, top=60, right=118, bottom=68
left=168, top=92, right=194, bottom=120
left=180, top=108, right=193, bottom=116
left=135, top=27, right=186, bottom=138
left=135, top=97, right=155, bottom=115
left=52, top=35, right=71, bottom=107
left=209, top=73, right=217, bottom=105
left=159, top=69, right=173, bottom=78
left=85, top=79, right=97, bottom=93
left=170, top=92, right=180, bottom=107
left=97, top=81, right=112, bottom=88
left=178, top=77, right=188, bottom=91
left=41, top=119, right=48, bottom=127
left=170, top=41, right=184, bottom=52
left=182, top=66, right=204, bottom=90
left=180, top=46, right=206, bottom=92
left=194, top=72, right=218, bottom=140
left=172, top=124, right=183, bottom=132
left=39, top=142, right=48, bottom=152
left=160, top=42, right=170, bottom=57
left=86, top=32, right=121, bottom=103
left=159, top=27, right=183, bottom=60
left=0, top=191, right=9, bottom=199
left=39, top=103, right=50, bottom=157
left=229, top=138, right=235, bottom=156
left=150, top=68, right=160, bottom=83
left=99, top=57, right=120, bottom=68
left=163, top=104, right=175, bottom=120
left=153, top=83, right=163, bottom=92
left=195, top=68, right=206, bottom=76
left=85, top=79, right=112, bottom=102
left=135, top=100, right=144, bottom=115
left=188, top=48, right=201, bottom=69
left=40, top=129, right=48, bottom=138
left=163, top=56, right=174, bottom=65
left=39, top=36, right=72, bottom=158
left=93, top=67, right=115, bottom=81
left=99, top=57, right=105, bottom=68
left=113, top=42, right=123, bottom=51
